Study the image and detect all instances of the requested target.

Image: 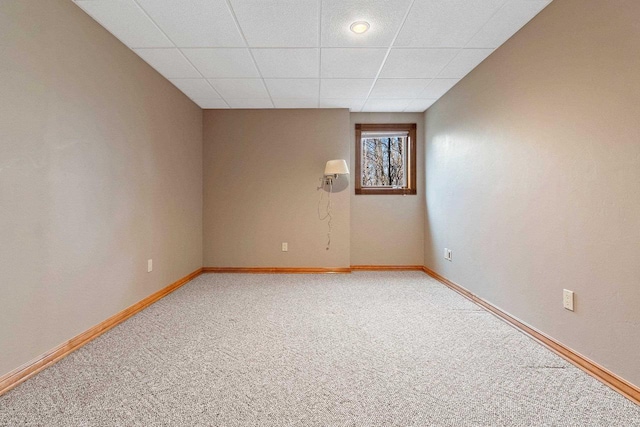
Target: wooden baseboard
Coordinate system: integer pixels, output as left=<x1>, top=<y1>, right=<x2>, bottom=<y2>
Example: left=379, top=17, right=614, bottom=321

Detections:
left=203, top=266, right=424, bottom=273
left=422, top=266, right=640, bottom=405
left=351, top=265, right=424, bottom=271
left=203, top=267, right=351, bottom=274
left=0, top=268, right=203, bottom=397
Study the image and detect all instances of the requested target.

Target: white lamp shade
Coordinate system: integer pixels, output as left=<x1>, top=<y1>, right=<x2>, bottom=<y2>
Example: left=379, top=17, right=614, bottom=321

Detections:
left=324, top=159, right=349, bottom=176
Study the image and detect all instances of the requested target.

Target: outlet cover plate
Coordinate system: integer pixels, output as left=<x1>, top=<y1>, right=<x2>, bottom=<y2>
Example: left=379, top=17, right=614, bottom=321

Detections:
left=563, top=289, right=574, bottom=311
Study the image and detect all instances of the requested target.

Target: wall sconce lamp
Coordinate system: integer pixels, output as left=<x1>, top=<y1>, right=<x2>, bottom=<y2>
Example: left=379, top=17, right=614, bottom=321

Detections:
left=318, top=159, right=349, bottom=251
left=323, top=159, right=350, bottom=185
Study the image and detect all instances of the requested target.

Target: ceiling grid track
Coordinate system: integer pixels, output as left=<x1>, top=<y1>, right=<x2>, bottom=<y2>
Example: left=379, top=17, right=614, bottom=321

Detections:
left=360, top=0, right=417, bottom=113
left=428, top=0, right=511, bottom=89
left=222, top=0, right=275, bottom=108
left=130, top=0, right=229, bottom=108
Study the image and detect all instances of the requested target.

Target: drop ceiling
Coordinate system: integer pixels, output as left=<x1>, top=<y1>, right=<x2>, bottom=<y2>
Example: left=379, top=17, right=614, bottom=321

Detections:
left=73, top=0, right=552, bottom=112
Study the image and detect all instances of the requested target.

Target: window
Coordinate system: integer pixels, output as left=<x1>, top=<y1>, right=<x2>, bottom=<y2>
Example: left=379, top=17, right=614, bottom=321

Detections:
left=355, top=123, right=417, bottom=195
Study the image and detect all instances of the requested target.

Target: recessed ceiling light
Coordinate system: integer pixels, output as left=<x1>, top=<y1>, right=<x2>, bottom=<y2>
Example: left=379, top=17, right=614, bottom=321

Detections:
left=350, top=21, right=370, bottom=34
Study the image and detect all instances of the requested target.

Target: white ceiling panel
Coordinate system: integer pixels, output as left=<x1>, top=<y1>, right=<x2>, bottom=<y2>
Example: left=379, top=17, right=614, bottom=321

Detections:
left=264, top=79, right=319, bottom=98
left=136, top=0, right=245, bottom=48
left=438, top=49, right=493, bottom=79
left=369, top=79, right=431, bottom=99
left=321, top=0, right=413, bottom=47
left=395, top=0, right=504, bottom=48
left=405, top=98, right=437, bottom=112
left=73, top=0, right=554, bottom=112
left=209, top=79, right=270, bottom=98
left=76, top=0, right=173, bottom=48
left=419, top=79, right=459, bottom=98
left=320, top=79, right=373, bottom=99
left=319, top=99, right=366, bottom=111
left=467, top=1, right=551, bottom=48
left=182, top=48, right=259, bottom=78
left=362, top=99, right=412, bottom=112
left=272, top=99, right=319, bottom=108
left=169, top=79, right=220, bottom=99
left=380, top=49, right=458, bottom=78
left=321, top=48, right=387, bottom=78
left=252, top=49, right=319, bottom=78
left=194, top=99, right=230, bottom=109
left=226, top=99, right=275, bottom=108
left=134, top=48, right=201, bottom=78
left=229, top=0, right=319, bottom=47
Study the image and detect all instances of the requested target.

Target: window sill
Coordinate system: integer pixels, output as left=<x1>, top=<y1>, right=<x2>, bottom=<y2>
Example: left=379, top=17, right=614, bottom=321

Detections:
left=355, top=188, right=417, bottom=195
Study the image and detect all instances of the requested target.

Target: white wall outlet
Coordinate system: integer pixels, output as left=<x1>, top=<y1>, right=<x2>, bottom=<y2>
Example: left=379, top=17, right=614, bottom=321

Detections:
left=444, top=248, right=452, bottom=261
left=563, top=289, right=574, bottom=311
left=147, top=259, right=153, bottom=273
left=281, top=242, right=288, bottom=252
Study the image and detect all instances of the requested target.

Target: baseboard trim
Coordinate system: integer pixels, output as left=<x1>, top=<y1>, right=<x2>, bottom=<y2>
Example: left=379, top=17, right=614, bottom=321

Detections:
left=203, top=266, right=424, bottom=273
left=203, top=267, right=351, bottom=274
left=422, top=266, right=640, bottom=405
left=351, top=265, right=424, bottom=271
left=0, top=267, right=203, bottom=397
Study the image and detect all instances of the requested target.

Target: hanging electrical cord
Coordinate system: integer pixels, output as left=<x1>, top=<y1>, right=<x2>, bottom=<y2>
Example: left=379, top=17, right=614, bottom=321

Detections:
left=317, top=176, right=333, bottom=250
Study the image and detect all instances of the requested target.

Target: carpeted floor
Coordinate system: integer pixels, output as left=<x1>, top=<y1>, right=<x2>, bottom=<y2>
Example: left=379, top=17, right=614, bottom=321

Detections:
left=1, top=272, right=638, bottom=426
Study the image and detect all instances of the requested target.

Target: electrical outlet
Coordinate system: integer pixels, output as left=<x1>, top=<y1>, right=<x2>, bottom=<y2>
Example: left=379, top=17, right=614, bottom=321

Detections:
left=281, top=242, right=288, bottom=252
left=147, top=259, right=153, bottom=273
left=443, top=248, right=452, bottom=261
left=563, top=289, right=574, bottom=311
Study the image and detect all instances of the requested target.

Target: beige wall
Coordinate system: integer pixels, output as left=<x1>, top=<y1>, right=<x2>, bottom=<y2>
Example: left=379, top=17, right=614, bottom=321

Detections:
left=424, top=0, right=640, bottom=386
left=0, top=0, right=203, bottom=378
left=203, top=109, right=350, bottom=268
left=350, top=113, right=425, bottom=266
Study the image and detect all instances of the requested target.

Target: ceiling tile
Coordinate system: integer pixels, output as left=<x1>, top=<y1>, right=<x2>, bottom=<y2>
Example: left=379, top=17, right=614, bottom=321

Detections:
left=419, top=79, right=459, bottom=98
left=181, top=48, right=259, bottom=78
left=229, top=0, right=319, bottom=47
left=394, top=0, right=504, bottom=48
left=404, top=98, right=437, bottom=112
left=76, top=0, right=173, bottom=48
left=169, top=79, right=220, bottom=99
left=369, top=79, right=431, bottom=99
left=380, top=49, right=458, bottom=78
left=134, top=48, right=201, bottom=78
left=264, top=79, right=319, bottom=98
left=252, top=49, right=319, bottom=78
left=467, top=1, right=551, bottom=48
left=438, top=49, right=493, bottom=79
left=321, top=0, right=412, bottom=47
left=321, top=48, right=387, bottom=78
left=208, top=79, right=271, bottom=98
left=362, top=99, right=412, bottom=112
left=320, top=79, right=373, bottom=98
left=194, top=99, right=230, bottom=109
left=226, top=99, right=275, bottom=108
left=135, top=0, right=245, bottom=48
left=272, top=99, right=319, bottom=108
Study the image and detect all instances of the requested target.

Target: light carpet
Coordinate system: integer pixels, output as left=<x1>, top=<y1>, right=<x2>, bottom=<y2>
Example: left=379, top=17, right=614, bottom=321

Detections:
left=1, top=272, right=638, bottom=426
